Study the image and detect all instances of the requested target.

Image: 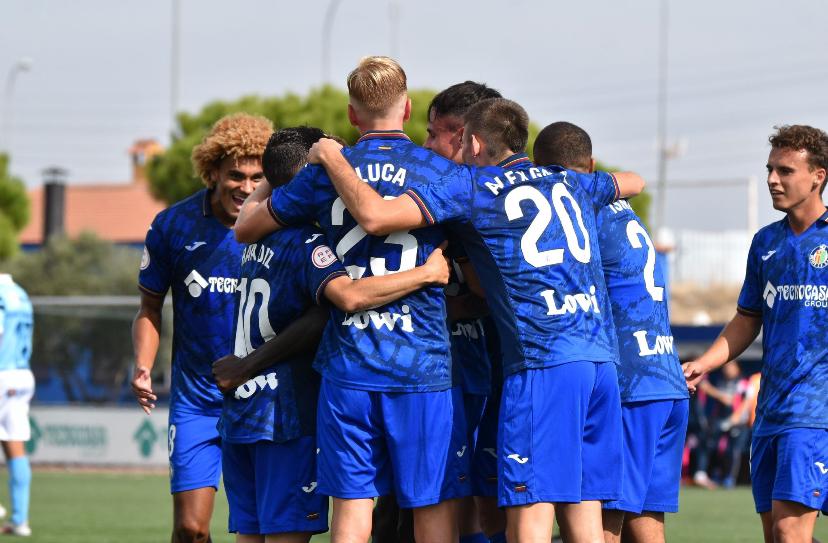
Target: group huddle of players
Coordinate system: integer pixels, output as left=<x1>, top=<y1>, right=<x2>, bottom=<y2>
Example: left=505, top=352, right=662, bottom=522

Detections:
left=131, top=56, right=828, bottom=543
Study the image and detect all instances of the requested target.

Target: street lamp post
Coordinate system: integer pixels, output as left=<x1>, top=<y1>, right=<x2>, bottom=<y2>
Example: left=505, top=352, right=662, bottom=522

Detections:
left=2, top=57, right=34, bottom=154
left=321, top=0, right=342, bottom=84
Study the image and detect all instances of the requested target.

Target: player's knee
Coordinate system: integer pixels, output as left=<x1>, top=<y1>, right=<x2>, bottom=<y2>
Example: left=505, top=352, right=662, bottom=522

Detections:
left=173, top=518, right=210, bottom=543
left=771, top=516, right=806, bottom=542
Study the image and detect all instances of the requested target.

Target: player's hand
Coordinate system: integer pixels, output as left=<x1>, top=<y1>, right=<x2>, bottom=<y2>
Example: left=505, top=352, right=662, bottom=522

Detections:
left=307, top=138, right=344, bottom=165
left=131, top=366, right=156, bottom=415
left=682, top=360, right=707, bottom=393
left=212, top=354, right=249, bottom=394
left=423, top=242, right=451, bottom=286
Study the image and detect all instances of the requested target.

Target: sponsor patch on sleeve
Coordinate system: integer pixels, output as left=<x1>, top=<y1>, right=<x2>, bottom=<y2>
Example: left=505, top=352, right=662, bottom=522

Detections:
left=140, top=246, right=150, bottom=270
left=311, top=245, right=337, bottom=269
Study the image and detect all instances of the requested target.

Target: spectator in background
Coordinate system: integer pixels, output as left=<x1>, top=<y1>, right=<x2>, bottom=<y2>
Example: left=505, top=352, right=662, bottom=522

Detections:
left=0, top=273, right=35, bottom=537
left=693, top=360, right=743, bottom=489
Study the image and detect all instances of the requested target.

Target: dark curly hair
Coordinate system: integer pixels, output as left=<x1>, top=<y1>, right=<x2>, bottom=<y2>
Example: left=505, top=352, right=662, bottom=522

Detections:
left=769, top=124, right=828, bottom=172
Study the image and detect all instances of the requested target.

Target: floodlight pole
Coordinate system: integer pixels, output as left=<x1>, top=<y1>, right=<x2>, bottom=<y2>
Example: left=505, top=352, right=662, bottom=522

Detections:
left=654, top=0, right=669, bottom=234
left=170, top=0, right=181, bottom=137
left=322, top=0, right=342, bottom=84
left=2, top=57, right=33, bottom=154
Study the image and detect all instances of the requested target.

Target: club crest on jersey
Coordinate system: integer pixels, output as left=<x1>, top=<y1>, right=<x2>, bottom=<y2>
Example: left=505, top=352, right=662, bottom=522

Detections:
left=312, top=245, right=337, bottom=269
left=140, top=246, right=150, bottom=270
left=809, top=245, right=828, bottom=268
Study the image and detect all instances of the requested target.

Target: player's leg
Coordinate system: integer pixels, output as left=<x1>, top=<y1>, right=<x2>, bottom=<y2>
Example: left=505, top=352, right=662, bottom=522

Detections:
left=330, top=498, right=374, bottom=543
left=459, top=392, right=487, bottom=543
left=760, top=511, right=774, bottom=543
left=504, top=503, right=555, bottom=542
left=371, top=495, right=404, bottom=543
left=316, top=379, right=390, bottom=543
left=169, top=411, right=222, bottom=543
left=601, top=509, right=625, bottom=543
left=238, top=535, right=264, bottom=543
left=561, top=361, right=621, bottom=543
left=621, top=512, right=665, bottom=543
left=771, top=500, right=818, bottom=543
left=0, top=368, right=34, bottom=536
left=385, top=387, right=468, bottom=543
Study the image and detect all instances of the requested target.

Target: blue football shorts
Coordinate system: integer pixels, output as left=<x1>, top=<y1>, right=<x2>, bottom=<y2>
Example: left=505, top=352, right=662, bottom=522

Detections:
left=604, top=398, right=689, bottom=514
left=497, top=362, right=622, bottom=507
left=168, top=409, right=222, bottom=494
left=471, top=389, right=500, bottom=498
left=316, top=378, right=470, bottom=508
left=751, top=428, right=828, bottom=513
left=222, top=436, right=328, bottom=535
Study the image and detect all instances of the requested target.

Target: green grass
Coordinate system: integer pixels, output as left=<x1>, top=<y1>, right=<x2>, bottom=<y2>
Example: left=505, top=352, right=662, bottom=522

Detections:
left=0, top=472, right=826, bottom=542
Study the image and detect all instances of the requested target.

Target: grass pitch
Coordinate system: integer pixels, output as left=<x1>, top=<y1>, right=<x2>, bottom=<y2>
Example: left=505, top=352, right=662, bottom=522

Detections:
left=1, top=471, right=826, bottom=542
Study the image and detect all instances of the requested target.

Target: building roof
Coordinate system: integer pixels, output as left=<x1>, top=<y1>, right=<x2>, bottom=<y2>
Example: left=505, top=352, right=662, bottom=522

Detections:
left=18, top=181, right=166, bottom=245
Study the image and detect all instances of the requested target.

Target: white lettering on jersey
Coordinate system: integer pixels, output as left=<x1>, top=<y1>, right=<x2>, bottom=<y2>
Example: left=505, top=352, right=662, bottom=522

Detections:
left=485, top=167, right=554, bottom=196
left=233, top=372, right=279, bottom=400
left=764, top=281, right=828, bottom=308
left=354, top=163, right=408, bottom=186
left=632, top=330, right=675, bottom=356
left=241, top=243, right=275, bottom=269
left=341, top=304, right=413, bottom=332
left=451, top=320, right=483, bottom=340
left=607, top=200, right=633, bottom=214
left=207, top=276, right=239, bottom=294
left=540, top=286, right=600, bottom=316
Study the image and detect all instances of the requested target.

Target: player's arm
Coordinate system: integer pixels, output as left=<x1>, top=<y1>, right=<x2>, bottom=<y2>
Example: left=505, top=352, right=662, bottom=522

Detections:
left=308, top=138, right=426, bottom=236
left=212, top=305, right=328, bottom=393
left=324, top=243, right=450, bottom=313
left=612, top=172, right=645, bottom=199
left=682, top=312, right=761, bottom=391
left=131, top=292, right=164, bottom=414
left=698, top=380, right=735, bottom=406
left=234, top=181, right=282, bottom=243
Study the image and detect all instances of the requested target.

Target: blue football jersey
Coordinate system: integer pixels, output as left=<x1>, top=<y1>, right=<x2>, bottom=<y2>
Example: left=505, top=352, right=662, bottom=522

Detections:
left=737, top=211, right=828, bottom=436
left=406, top=154, right=620, bottom=377
left=0, top=275, right=33, bottom=372
left=219, top=226, right=347, bottom=444
left=139, top=189, right=243, bottom=416
left=446, top=256, right=491, bottom=396
left=268, top=131, right=452, bottom=392
left=596, top=200, right=687, bottom=403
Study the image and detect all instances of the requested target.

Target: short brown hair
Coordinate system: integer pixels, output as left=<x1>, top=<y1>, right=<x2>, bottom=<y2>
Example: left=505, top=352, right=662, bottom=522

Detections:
left=464, top=98, right=529, bottom=159
left=346, top=56, right=407, bottom=116
left=769, top=124, right=828, bottom=172
left=191, top=113, right=273, bottom=188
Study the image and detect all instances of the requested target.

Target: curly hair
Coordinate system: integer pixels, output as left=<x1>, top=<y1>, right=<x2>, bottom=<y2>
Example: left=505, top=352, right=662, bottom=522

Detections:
left=769, top=124, right=828, bottom=172
left=191, top=113, right=273, bottom=187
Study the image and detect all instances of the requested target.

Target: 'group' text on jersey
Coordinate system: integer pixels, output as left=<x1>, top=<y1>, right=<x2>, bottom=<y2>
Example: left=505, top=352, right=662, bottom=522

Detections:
left=596, top=200, right=687, bottom=402
left=268, top=131, right=452, bottom=392
left=737, top=211, right=828, bottom=436
left=139, top=189, right=244, bottom=416
left=0, top=275, right=33, bottom=371
left=406, top=154, right=620, bottom=377
left=220, top=226, right=347, bottom=443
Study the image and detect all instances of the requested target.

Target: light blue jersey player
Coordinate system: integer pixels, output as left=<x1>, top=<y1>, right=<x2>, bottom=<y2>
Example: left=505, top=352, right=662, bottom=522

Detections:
left=306, top=97, right=646, bottom=542
left=533, top=121, right=689, bottom=542
left=0, top=274, right=34, bottom=536
left=233, top=58, right=469, bottom=542
left=684, top=125, right=828, bottom=543
left=131, top=113, right=272, bottom=543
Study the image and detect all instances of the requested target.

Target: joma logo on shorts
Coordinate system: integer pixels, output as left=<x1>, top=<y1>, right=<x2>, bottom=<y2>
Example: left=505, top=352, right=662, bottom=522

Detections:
left=341, top=305, right=413, bottom=332
left=234, top=373, right=278, bottom=400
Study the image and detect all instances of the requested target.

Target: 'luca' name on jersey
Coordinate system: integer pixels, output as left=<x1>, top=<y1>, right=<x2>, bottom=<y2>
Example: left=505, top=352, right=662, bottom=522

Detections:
left=241, top=243, right=275, bottom=269
left=485, top=167, right=556, bottom=196
left=355, top=163, right=407, bottom=186
left=342, top=304, right=413, bottom=332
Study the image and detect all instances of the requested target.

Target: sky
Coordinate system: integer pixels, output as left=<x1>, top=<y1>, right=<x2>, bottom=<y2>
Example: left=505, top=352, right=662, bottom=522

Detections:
left=2, top=0, right=827, bottom=232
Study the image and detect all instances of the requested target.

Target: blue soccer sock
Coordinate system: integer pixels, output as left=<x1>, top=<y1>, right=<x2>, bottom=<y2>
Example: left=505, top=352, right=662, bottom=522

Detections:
left=8, top=457, right=31, bottom=526
left=460, top=533, right=489, bottom=543
left=489, top=531, right=507, bottom=543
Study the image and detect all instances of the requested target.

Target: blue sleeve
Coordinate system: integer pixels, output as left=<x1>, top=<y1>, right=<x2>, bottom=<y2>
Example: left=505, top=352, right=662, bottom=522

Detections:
left=405, top=167, right=475, bottom=225
left=138, top=217, right=172, bottom=297
left=268, top=165, right=323, bottom=226
left=737, top=234, right=763, bottom=317
left=572, top=170, right=620, bottom=208
left=297, top=229, right=349, bottom=305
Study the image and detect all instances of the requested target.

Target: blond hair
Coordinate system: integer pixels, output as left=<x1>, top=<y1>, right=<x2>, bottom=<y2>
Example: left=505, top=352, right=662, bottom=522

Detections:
left=191, top=113, right=273, bottom=187
left=346, top=56, right=407, bottom=116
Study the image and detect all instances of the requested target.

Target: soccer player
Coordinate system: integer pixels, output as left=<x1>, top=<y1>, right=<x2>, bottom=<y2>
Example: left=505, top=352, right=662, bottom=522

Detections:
left=0, top=273, right=34, bottom=537
left=132, top=113, right=271, bottom=543
left=533, top=121, right=689, bottom=543
left=305, top=97, right=645, bottom=543
left=684, top=124, right=828, bottom=543
left=217, top=126, right=452, bottom=543
left=234, top=57, right=469, bottom=543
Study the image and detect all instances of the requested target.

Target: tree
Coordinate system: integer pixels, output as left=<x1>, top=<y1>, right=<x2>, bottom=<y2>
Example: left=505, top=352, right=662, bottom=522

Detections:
left=0, top=153, right=30, bottom=259
left=148, top=86, right=544, bottom=205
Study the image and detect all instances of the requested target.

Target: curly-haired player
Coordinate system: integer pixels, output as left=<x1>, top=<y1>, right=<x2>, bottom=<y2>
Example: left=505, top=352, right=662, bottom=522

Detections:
left=132, top=113, right=271, bottom=543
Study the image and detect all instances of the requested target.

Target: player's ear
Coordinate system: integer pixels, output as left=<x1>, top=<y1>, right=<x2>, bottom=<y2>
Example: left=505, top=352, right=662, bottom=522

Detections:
left=589, top=157, right=596, bottom=173
left=813, top=167, right=826, bottom=193
left=471, top=133, right=482, bottom=159
left=347, top=103, right=359, bottom=129
left=402, top=97, right=412, bottom=122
